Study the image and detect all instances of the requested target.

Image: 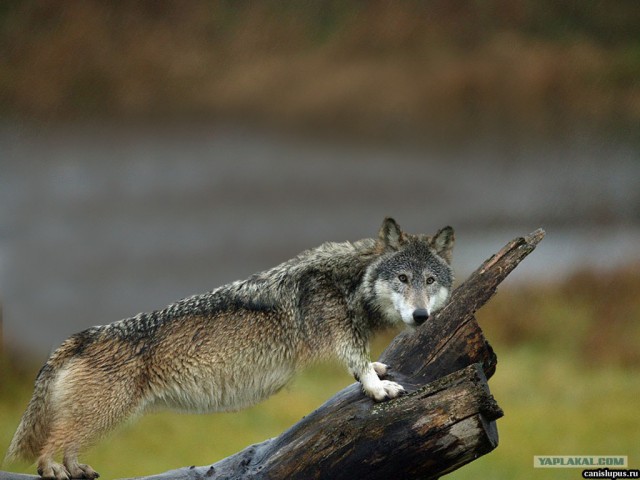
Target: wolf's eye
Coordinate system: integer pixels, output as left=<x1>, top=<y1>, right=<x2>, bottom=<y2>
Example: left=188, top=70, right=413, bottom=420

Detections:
left=398, top=274, right=408, bottom=283
left=426, top=276, right=435, bottom=284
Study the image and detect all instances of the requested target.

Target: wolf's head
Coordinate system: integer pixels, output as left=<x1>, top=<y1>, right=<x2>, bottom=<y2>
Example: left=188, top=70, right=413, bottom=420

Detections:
left=367, top=217, right=454, bottom=328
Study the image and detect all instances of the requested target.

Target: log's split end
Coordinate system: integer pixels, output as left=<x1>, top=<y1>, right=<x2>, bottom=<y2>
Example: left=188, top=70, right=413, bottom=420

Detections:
left=479, top=227, right=545, bottom=275
left=525, top=228, right=546, bottom=246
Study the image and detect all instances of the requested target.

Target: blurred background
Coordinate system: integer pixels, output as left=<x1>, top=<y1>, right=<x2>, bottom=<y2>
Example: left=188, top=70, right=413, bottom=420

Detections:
left=1, top=1, right=639, bottom=478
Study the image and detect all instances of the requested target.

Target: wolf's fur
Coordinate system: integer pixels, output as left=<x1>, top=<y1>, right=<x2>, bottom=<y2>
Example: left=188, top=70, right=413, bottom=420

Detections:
left=6, top=218, right=454, bottom=479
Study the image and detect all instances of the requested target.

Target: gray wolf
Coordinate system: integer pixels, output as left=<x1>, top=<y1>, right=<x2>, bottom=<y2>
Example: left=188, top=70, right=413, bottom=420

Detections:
left=5, top=217, right=454, bottom=479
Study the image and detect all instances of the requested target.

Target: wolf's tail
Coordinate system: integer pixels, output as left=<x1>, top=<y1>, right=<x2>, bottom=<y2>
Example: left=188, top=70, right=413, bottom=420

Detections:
left=5, top=363, right=57, bottom=463
left=5, top=332, right=89, bottom=463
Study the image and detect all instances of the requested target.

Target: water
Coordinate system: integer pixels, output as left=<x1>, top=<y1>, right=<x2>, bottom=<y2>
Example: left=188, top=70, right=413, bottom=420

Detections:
left=1, top=122, right=639, bottom=355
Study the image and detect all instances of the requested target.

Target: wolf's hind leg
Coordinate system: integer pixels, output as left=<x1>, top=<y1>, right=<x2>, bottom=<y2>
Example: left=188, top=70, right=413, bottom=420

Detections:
left=64, top=451, right=100, bottom=479
left=37, top=418, right=102, bottom=479
left=38, top=440, right=100, bottom=479
left=50, top=388, right=135, bottom=479
left=37, top=454, right=70, bottom=480
left=44, top=359, right=143, bottom=479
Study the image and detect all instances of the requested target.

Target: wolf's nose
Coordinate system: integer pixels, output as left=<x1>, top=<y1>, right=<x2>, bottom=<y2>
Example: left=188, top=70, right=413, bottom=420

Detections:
left=412, top=309, right=430, bottom=325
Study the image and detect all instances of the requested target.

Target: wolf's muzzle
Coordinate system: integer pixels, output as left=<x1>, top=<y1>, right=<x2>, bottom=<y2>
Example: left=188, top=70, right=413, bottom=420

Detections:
left=412, top=308, right=430, bottom=325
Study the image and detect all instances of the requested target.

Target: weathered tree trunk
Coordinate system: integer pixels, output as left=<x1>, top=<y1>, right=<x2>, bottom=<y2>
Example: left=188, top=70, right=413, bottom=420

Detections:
left=127, top=364, right=501, bottom=480
left=0, top=229, right=544, bottom=480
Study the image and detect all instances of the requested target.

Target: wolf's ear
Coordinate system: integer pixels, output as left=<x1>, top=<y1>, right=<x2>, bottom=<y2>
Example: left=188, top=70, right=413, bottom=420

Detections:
left=378, top=217, right=405, bottom=250
left=431, top=226, right=455, bottom=263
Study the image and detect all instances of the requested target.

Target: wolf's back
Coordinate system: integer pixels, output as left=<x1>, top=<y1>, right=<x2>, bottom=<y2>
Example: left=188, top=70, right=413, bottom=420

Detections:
left=5, top=332, right=89, bottom=463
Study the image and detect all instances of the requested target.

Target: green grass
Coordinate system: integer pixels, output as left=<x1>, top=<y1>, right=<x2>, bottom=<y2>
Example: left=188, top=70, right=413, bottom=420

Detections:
left=448, top=348, right=640, bottom=479
left=2, top=268, right=639, bottom=478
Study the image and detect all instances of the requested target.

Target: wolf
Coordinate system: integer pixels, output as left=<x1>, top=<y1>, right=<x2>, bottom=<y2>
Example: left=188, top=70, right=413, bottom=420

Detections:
left=5, top=218, right=454, bottom=479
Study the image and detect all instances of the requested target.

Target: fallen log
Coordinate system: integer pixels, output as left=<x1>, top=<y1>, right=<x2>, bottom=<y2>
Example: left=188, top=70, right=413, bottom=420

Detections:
left=126, top=363, right=501, bottom=480
left=0, top=229, right=544, bottom=480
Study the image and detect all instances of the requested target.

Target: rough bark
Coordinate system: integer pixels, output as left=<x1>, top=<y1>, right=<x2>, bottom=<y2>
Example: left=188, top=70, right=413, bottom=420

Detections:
left=123, top=364, right=502, bottom=480
left=0, top=229, right=544, bottom=480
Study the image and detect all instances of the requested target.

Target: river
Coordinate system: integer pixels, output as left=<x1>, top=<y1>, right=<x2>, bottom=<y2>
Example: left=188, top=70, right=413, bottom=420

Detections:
left=1, top=122, right=638, bottom=355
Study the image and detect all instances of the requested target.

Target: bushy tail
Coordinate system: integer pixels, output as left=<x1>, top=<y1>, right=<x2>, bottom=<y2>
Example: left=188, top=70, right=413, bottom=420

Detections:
left=5, top=362, right=57, bottom=463
left=5, top=362, right=57, bottom=462
left=5, top=332, right=88, bottom=464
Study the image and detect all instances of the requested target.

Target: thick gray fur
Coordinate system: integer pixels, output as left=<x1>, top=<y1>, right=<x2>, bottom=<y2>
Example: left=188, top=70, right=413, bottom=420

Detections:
left=6, top=218, right=454, bottom=480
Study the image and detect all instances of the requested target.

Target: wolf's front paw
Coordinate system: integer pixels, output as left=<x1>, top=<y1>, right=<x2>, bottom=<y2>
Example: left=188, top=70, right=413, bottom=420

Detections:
left=371, top=361, right=389, bottom=378
left=364, top=380, right=406, bottom=402
left=380, top=380, right=406, bottom=400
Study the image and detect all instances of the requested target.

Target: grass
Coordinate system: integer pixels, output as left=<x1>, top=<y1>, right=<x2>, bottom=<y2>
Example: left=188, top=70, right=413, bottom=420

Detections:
left=451, top=348, right=640, bottom=479
left=2, top=267, right=639, bottom=478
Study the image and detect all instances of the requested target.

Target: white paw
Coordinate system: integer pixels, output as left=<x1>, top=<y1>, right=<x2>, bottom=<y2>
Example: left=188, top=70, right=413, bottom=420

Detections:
left=364, top=380, right=406, bottom=402
left=371, top=361, right=389, bottom=378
